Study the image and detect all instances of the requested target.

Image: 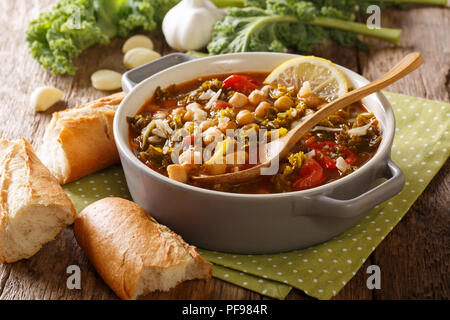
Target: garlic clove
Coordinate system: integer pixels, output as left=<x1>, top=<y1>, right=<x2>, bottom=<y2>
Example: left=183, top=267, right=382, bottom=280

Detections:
left=123, top=48, right=161, bottom=69
left=122, top=35, right=154, bottom=53
left=31, top=86, right=64, bottom=112
left=91, top=69, right=122, bottom=91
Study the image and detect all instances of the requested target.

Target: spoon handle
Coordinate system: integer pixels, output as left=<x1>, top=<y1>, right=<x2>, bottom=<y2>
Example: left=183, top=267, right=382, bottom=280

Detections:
left=334, top=52, right=423, bottom=107
left=282, top=52, right=423, bottom=156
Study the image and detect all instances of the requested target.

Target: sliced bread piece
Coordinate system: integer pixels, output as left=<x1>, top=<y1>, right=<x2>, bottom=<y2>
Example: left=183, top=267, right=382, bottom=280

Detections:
left=37, top=92, right=125, bottom=184
left=0, top=138, right=76, bottom=263
left=73, top=197, right=212, bottom=300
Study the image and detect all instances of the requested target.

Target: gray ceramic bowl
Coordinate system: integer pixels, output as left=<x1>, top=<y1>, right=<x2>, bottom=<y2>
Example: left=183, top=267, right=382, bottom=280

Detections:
left=114, top=53, right=404, bottom=254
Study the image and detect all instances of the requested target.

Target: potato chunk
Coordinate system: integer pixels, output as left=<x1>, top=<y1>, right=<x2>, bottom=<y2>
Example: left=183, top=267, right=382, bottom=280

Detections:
left=167, top=164, right=188, bottom=183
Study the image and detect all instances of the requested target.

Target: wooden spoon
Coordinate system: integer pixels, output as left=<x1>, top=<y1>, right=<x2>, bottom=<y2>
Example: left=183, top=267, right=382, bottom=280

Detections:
left=191, top=52, right=423, bottom=185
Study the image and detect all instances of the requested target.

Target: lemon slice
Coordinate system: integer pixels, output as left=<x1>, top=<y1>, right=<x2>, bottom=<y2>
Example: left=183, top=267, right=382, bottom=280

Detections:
left=264, top=56, right=348, bottom=102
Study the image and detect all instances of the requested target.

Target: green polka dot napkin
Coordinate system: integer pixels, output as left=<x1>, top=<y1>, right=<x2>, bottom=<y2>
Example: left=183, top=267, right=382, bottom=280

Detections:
left=63, top=92, right=449, bottom=300
left=64, top=166, right=132, bottom=211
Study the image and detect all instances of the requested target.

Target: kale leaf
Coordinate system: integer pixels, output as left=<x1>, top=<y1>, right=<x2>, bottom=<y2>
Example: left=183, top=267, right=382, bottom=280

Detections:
left=26, top=0, right=177, bottom=75
left=208, top=0, right=402, bottom=55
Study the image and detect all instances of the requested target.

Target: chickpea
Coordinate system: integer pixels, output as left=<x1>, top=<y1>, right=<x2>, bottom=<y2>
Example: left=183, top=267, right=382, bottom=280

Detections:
left=248, top=89, right=266, bottom=105
left=218, top=119, right=237, bottom=133
left=147, top=135, right=162, bottom=144
left=241, top=123, right=259, bottom=131
left=172, top=107, right=186, bottom=116
left=304, top=95, right=325, bottom=108
left=229, top=92, right=248, bottom=109
left=183, top=109, right=194, bottom=122
left=203, top=127, right=222, bottom=146
left=274, top=95, right=294, bottom=111
left=167, top=164, right=188, bottom=183
left=186, top=102, right=203, bottom=112
left=261, top=85, right=272, bottom=97
left=153, top=110, right=167, bottom=119
left=200, top=120, right=216, bottom=132
left=178, top=149, right=202, bottom=165
left=203, top=163, right=227, bottom=176
left=203, top=134, right=216, bottom=145
left=254, top=101, right=271, bottom=118
left=236, top=110, right=255, bottom=126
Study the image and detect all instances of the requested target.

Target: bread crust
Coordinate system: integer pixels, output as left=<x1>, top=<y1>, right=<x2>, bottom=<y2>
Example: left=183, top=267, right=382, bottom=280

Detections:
left=0, top=138, right=76, bottom=262
left=39, top=92, right=125, bottom=184
left=73, top=197, right=212, bottom=300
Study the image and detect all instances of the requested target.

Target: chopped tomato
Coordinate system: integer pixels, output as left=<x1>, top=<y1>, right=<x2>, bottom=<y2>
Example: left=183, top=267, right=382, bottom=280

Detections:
left=223, top=75, right=259, bottom=94
left=213, top=100, right=231, bottom=110
left=292, top=159, right=327, bottom=191
left=304, top=136, right=317, bottom=147
left=314, top=150, right=336, bottom=169
left=310, top=141, right=356, bottom=170
left=342, top=147, right=357, bottom=165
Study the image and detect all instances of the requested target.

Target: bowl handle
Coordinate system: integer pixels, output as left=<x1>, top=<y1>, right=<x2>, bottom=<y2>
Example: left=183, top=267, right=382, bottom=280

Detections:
left=304, top=159, right=405, bottom=218
left=122, top=53, right=198, bottom=93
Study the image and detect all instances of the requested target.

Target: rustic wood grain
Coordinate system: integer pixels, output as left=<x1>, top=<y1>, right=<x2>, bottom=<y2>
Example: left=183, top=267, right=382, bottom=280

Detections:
left=359, top=7, right=450, bottom=101
left=359, top=7, right=450, bottom=300
left=0, top=0, right=448, bottom=300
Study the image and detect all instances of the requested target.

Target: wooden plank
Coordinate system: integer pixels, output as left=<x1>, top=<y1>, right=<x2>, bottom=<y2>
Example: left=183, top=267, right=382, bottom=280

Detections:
left=359, top=7, right=450, bottom=101
left=0, top=227, right=118, bottom=300
left=0, top=0, right=123, bottom=145
left=142, top=279, right=261, bottom=300
left=371, top=162, right=450, bottom=299
left=359, top=7, right=450, bottom=299
left=0, top=0, right=127, bottom=299
left=312, top=41, right=360, bottom=73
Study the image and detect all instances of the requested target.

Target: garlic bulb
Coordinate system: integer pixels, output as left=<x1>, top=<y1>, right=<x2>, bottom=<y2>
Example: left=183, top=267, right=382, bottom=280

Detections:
left=162, top=0, right=225, bottom=51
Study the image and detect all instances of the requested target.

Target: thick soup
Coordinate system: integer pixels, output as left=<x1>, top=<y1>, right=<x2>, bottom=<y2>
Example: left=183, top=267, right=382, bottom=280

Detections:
left=128, top=72, right=382, bottom=193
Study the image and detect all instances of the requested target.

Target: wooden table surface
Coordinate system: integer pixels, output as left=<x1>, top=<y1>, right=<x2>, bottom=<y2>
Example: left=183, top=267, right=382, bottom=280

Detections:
left=0, top=0, right=448, bottom=300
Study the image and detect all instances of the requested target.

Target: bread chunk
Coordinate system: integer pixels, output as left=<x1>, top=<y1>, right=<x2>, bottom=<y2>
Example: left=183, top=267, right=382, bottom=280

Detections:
left=0, top=138, right=75, bottom=263
left=38, top=92, right=125, bottom=184
left=73, top=197, right=212, bottom=300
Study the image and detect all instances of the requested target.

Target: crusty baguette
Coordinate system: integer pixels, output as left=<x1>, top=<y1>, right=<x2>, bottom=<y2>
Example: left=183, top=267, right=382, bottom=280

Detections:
left=73, top=197, right=212, bottom=300
left=0, top=138, right=75, bottom=263
left=38, top=92, right=125, bottom=184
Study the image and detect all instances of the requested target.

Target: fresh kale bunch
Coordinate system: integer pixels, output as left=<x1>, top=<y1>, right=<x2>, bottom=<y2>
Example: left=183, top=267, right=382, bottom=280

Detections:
left=310, top=0, right=447, bottom=14
left=223, top=0, right=447, bottom=16
left=207, top=0, right=402, bottom=55
left=26, top=0, right=445, bottom=75
left=26, top=0, right=178, bottom=75
left=310, top=0, right=382, bottom=13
